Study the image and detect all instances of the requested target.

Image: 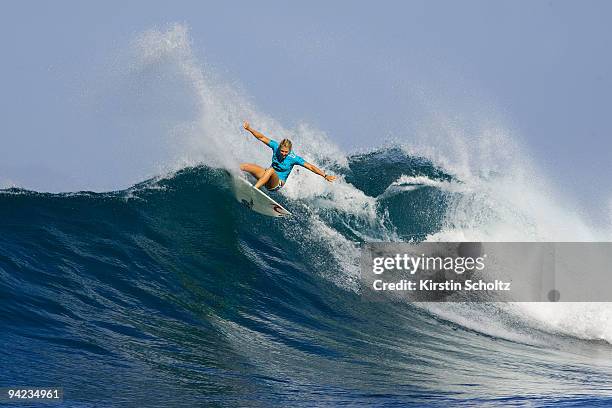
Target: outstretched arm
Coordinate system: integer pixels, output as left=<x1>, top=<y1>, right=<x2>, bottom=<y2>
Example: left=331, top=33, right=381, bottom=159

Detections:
left=303, top=162, right=337, bottom=182
left=243, top=121, right=271, bottom=146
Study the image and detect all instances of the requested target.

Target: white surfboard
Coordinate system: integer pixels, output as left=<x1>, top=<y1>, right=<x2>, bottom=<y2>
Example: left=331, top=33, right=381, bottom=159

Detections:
left=232, top=176, right=292, bottom=218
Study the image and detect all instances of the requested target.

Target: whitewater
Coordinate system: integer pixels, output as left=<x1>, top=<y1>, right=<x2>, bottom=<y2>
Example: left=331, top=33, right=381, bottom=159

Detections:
left=2, top=25, right=612, bottom=406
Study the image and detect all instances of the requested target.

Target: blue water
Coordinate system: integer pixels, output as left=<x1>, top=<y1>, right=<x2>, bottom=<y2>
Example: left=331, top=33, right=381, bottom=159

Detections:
left=1, top=150, right=612, bottom=407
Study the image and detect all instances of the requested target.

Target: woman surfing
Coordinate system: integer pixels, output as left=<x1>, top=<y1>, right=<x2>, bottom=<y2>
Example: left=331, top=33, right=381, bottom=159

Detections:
left=240, top=121, right=337, bottom=191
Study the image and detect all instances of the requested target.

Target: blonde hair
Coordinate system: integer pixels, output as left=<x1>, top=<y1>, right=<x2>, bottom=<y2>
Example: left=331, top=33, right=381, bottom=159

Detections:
left=279, top=139, right=292, bottom=150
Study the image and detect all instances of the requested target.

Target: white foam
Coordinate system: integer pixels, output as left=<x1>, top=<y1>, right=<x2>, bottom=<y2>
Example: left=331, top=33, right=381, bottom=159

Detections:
left=0, top=178, right=21, bottom=190
left=404, top=112, right=612, bottom=344
left=379, top=175, right=466, bottom=199
left=129, top=25, right=350, bottom=187
left=515, top=302, right=612, bottom=343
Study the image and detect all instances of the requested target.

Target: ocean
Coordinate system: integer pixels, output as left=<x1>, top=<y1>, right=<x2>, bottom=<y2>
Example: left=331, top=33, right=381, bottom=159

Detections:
left=2, top=148, right=612, bottom=407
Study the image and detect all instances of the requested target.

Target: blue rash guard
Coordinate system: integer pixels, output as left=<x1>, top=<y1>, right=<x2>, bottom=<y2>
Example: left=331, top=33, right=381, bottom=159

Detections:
left=268, top=139, right=305, bottom=182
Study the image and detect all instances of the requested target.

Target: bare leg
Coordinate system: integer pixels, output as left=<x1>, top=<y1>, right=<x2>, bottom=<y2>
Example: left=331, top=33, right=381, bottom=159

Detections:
left=265, top=170, right=281, bottom=190
left=240, top=163, right=266, bottom=180
left=240, top=163, right=280, bottom=190
left=253, top=169, right=271, bottom=189
left=254, top=167, right=277, bottom=189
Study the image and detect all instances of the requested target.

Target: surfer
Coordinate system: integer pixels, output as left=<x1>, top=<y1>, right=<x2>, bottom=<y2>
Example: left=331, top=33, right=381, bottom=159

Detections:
left=240, top=121, right=337, bottom=191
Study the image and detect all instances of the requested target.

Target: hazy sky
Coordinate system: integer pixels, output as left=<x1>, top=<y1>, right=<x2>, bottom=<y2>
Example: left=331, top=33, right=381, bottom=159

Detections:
left=1, top=1, right=610, bottom=213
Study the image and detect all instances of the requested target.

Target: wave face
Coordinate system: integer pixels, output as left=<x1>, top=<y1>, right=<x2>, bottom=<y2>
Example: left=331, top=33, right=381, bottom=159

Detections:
left=2, top=151, right=612, bottom=407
